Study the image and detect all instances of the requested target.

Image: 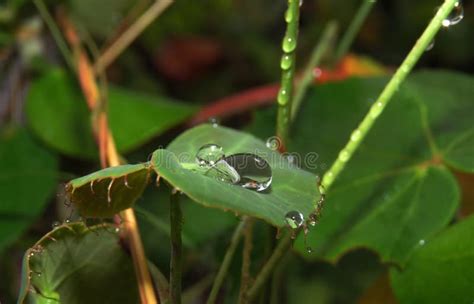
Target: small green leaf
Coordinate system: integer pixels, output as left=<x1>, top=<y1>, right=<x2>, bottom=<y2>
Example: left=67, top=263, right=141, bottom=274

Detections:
left=151, top=125, right=321, bottom=227
left=0, top=127, right=58, bottom=253
left=18, top=223, right=139, bottom=304
left=66, top=163, right=151, bottom=218
left=390, top=215, right=474, bottom=304
left=26, top=69, right=197, bottom=159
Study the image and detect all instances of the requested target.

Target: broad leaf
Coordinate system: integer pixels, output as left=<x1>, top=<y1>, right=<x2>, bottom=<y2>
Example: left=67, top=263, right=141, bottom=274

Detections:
left=151, top=125, right=321, bottom=227
left=17, top=223, right=139, bottom=304
left=0, top=127, right=58, bottom=252
left=26, top=69, right=197, bottom=159
left=66, top=163, right=150, bottom=218
left=251, top=70, right=471, bottom=264
left=390, top=215, right=474, bottom=304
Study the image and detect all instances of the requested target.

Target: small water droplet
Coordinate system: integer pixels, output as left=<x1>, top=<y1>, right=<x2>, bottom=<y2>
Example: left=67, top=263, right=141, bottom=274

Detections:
left=442, top=2, right=463, bottom=28
left=308, top=213, right=317, bottom=226
left=280, top=54, right=292, bottom=70
left=338, top=150, right=350, bottom=162
left=64, top=219, right=71, bottom=224
left=52, top=221, right=60, bottom=229
left=425, top=39, right=435, bottom=51
left=282, top=36, right=297, bottom=53
left=196, top=144, right=225, bottom=166
left=419, top=239, right=426, bottom=246
left=351, top=130, right=362, bottom=142
left=277, top=88, right=289, bottom=105
left=285, top=211, right=304, bottom=229
left=28, top=252, right=35, bottom=258
left=266, top=136, right=281, bottom=151
left=115, top=227, right=121, bottom=233
left=369, top=101, right=383, bottom=118
left=306, top=247, right=313, bottom=253
left=284, top=8, right=293, bottom=23
left=208, top=117, right=220, bottom=127
left=220, top=153, right=273, bottom=192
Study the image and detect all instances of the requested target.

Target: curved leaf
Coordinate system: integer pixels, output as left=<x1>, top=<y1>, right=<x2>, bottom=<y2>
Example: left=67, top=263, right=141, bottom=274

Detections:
left=390, top=215, right=474, bottom=304
left=0, top=127, right=58, bottom=252
left=18, top=223, right=139, bottom=304
left=66, top=163, right=151, bottom=218
left=151, top=125, right=321, bottom=227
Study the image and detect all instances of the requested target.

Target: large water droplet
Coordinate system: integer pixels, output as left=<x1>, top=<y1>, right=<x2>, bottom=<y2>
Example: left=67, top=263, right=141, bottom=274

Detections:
left=280, top=54, right=292, bottom=70
left=442, top=2, right=463, bottom=28
left=222, top=153, right=272, bottom=192
left=285, top=210, right=304, bottom=229
left=196, top=144, right=225, bottom=166
left=419, top=239, right=426, bottom=246
left=282, top=36, right=297, bottom=53
left=277, top=88, right=289, bottom=105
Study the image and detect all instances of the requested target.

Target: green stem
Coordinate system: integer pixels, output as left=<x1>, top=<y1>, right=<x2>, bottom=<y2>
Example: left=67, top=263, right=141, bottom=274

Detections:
left=238, top=218, right=254, bottom=304
left=291, top=21, right=338, bottom=120
left=247, top=233, right=292, bottom=302
left=169, top=191, right=182, bottom=304
left=276, top=0, right=301, bottom=145
left=33, top=0, right=75, bottom=70
left=333, top=0, right=377, bottom=64
left=321, top=0, right=459, bottom=191
left=206, top=217, right=248, bottom=304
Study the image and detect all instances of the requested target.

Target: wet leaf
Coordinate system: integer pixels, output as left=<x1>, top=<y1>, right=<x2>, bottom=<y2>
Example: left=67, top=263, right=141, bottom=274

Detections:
left=390, top=215, right=474, bottom=304
left=26, top=69, right=197, bottom=159
left=66, top=163, right=150, bottom=218
left=251, top=70, right=472, bottom=264
left=0, top=127, right=58, bottom=253
left=151, top=125, right=321, bottom=227
left=17, top=223, right=139, bottom=304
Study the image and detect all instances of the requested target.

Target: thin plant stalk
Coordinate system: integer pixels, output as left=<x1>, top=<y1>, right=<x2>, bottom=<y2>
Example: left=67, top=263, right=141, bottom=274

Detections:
left=33, top=0, right=74, bottom=70
left=206, top=217, right=248, bottom=304
left=276, top=0, right=301, bottom=146
left=246, top=233, right=292, bottom=302
left=333, top=0, right=377, bottom=64
left=322, top=0, right=460, bottom=191
left=291, top=21, right=338, bottom=120
left=94, top=0, right=173, bottom=73
left=238, top=218, right=255, bottom=303
left=169, top=191, right=183, bottom=304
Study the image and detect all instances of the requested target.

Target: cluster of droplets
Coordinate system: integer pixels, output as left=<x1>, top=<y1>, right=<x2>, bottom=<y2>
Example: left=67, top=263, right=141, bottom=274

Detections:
left=283, top=178, right=326, bottom=253
left=195, top=144, right=273, bottom=192
left=277, top=0, right=300, bottom=106
left=426, top=2, right=464, bottom=52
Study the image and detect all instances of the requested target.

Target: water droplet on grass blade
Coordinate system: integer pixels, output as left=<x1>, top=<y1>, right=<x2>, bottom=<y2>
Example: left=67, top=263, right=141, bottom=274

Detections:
left=442, top=1, right=463, bottom=28
left=278, top=88, right=289, bottom=105
left=285, top=211, right=304, bottom=229
left=282, top=36, right=297, bottom=53
left=223, top=153, right=272, bottom=192
left=280, top=54, right=292, bottom=70
left=196, top=144, right=225, bottom=166
left=425, top=39, right=435, bottom=51
left=285, top=8, right=293, bottom=22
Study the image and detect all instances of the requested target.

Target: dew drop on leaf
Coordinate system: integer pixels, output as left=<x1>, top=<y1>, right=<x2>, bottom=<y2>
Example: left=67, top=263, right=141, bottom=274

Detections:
left=222, top=153, right=273, bottom=192
left=196, top=144, right=225, bottom=166
left=285, top=210, right=304, bottom=229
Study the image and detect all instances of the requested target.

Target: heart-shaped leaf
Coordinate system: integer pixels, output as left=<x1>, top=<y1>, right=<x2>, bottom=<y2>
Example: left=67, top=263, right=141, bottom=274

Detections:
left=390, top=215, right=474, bottom=304
left=17, top=223, right=139, bottom=304
left=151, top=125, right=321, bottom=227
left=250, top=70, right=471, bottom=264
left=0, top=127, right=58, bottom=253
left=26, top=69, right=197, bottom=159
left=66, top=163, right=151, bottom=218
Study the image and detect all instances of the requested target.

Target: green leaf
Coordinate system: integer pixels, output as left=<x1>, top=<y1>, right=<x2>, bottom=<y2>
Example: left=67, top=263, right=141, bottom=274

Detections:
left=390, top=215, right=474, bottom=304
left=151, top=125, right=321, bottom=227
left=66, top=163, right=150, bottom=218
left=26, top=69, right=197, bottom=159
left=0, top=127, right=58, bottom=253
left=17, top=223, right=139, bottom=304
left=251, top=70, right=471, bottom=264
